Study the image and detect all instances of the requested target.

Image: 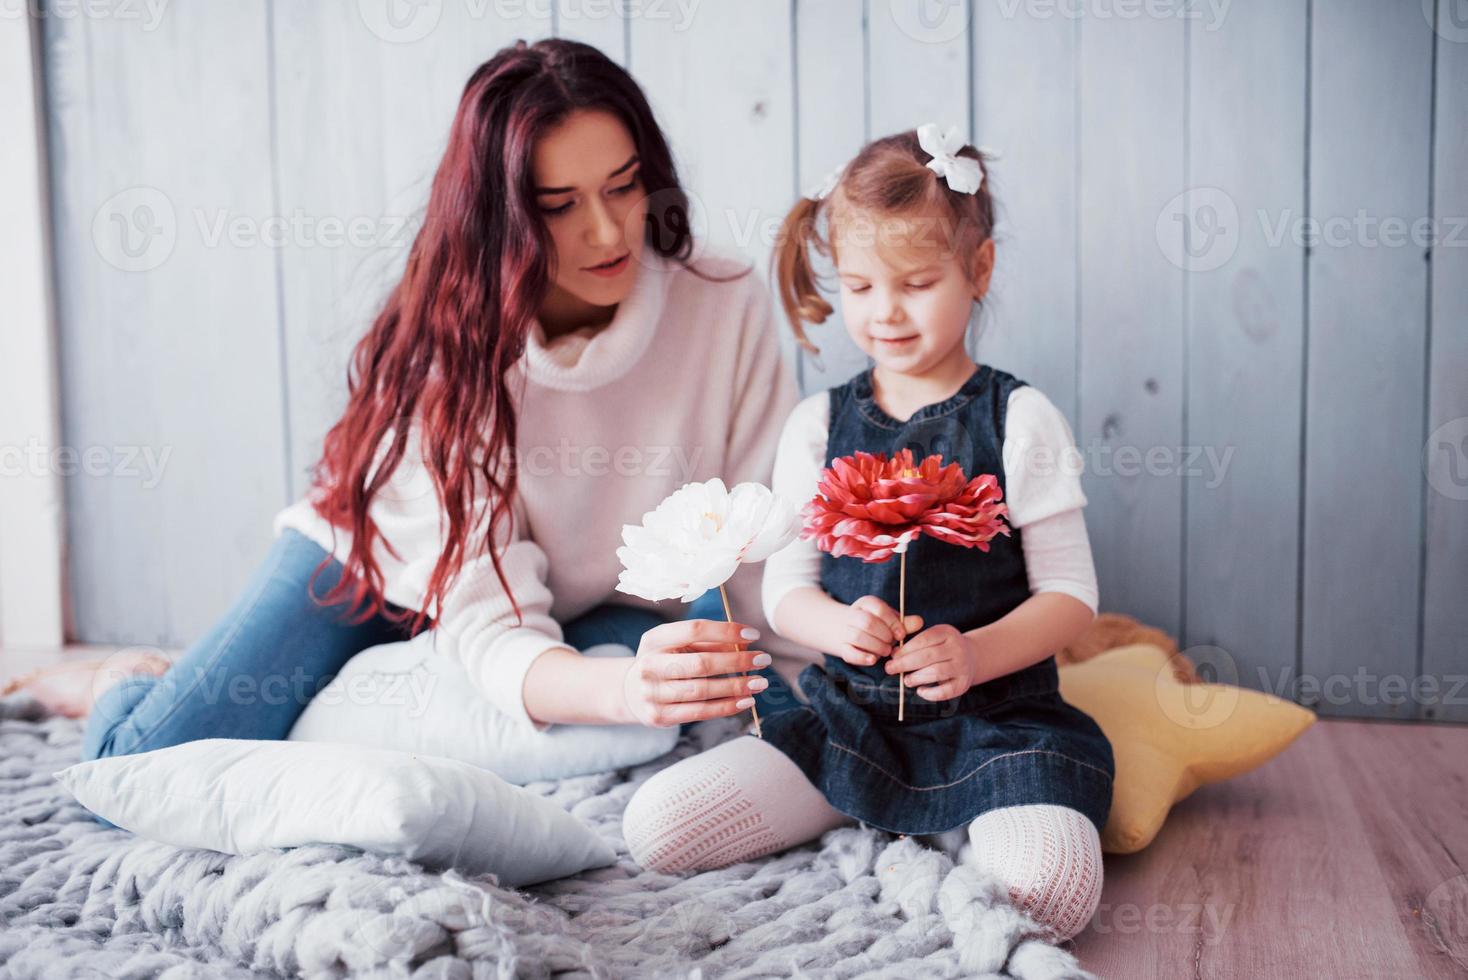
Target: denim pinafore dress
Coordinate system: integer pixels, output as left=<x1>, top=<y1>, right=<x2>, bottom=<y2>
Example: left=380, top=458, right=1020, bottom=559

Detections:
left=755, top=364, right=1115, bottom=836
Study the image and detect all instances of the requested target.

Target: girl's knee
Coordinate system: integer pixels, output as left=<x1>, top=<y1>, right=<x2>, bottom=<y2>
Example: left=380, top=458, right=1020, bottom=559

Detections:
left=1019, top=855, right=1103, bottom=942
left=967, top=804, right=1104, bottom=943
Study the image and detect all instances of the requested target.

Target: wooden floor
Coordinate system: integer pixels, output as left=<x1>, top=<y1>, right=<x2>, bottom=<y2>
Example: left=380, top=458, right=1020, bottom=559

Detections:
left=4, top=646, right=1466, bottom=978
left=1072, top=716, right=1468, bottom=979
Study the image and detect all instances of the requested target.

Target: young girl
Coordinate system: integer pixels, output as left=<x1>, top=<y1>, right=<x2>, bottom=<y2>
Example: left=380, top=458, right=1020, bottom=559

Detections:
left=622, top=125, right=1114, bottom=944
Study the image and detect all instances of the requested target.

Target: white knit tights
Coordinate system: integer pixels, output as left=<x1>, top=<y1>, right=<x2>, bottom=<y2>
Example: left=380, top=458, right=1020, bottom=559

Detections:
left=622, top=735, right=1104, bottom=943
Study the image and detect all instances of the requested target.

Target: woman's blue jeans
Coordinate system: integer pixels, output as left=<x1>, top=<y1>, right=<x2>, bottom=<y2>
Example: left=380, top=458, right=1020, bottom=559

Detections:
left=81, top=527, right=797, bottom=767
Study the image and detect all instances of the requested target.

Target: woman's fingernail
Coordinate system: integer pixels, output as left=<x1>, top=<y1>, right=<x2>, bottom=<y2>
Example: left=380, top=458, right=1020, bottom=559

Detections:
left=736, top=697, right=756, bottom=709
left=748, top=677, right=768, bottom=691
left=752, top=653, right=773, bottom=667
left=740, top=627, right=761, bottom=641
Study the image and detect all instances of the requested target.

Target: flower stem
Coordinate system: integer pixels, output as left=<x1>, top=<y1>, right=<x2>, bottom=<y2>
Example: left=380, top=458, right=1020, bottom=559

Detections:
left=898, top=549, right=907, bottom=723
left=719, top=583, right=763, bottom=738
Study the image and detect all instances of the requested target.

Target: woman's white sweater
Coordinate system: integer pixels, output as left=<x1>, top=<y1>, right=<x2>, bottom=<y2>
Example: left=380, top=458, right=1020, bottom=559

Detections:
left=273, top=248, right=805, bottom=731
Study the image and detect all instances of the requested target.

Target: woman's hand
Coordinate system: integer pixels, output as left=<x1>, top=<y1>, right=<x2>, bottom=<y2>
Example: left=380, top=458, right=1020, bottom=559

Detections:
left=884, top=623, right=981, bottom=702
left=621, top=619, right=773, bottom=728
left=826, top=595, right=923, bottom=668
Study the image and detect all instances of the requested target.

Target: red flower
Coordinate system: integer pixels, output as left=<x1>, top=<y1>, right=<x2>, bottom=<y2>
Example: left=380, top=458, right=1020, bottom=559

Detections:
left=801, top=449, right=1010, bottom=563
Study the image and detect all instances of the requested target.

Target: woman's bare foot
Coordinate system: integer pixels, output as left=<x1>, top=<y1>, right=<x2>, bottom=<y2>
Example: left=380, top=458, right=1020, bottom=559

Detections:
left=2, top=651, right=172, bottom=719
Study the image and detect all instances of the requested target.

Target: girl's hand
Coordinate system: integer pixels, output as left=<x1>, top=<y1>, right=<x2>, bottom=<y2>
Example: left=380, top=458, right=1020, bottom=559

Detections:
left=885, top=623, right=979, bottom=702
left=827, top=595, right=923, bottom=667
left=621, top=619, right=771, bottom=728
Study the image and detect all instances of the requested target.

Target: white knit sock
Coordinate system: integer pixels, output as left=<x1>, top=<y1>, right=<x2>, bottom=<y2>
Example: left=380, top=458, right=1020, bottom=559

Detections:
left=622, top=735, right=852, bottom=873
left=966, top=804, right=1104, bottom=943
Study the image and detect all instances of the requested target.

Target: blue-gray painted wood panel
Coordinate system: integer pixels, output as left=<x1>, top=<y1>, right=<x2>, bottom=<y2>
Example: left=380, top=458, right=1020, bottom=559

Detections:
left=44, top=7, right=288, bottom=647
left=628, top=0, right=798, bottom=369
left=1421, top=0, right=1468, bottom=724
left=1302, top=0, right=1433, bottom=720
left=971, top=5, right=1080, bottom=420
left=792, top=0, right=870, bottom=395
left=270, top=2, right=550, bottom=501
left=1182, top=0, right=1309, bottom=706
left=1076, top=11, right=1187, bottom=639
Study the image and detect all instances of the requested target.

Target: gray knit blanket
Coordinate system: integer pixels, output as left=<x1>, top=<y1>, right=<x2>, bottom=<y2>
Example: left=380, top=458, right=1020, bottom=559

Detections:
left=0, top=694, right=1094, bottom=979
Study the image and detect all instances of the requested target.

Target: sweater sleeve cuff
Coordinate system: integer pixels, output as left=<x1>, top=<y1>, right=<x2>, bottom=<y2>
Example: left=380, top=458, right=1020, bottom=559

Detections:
left=1033, top=582, right=1100, bottom=617
left=466, top=627, right=567, bottom=733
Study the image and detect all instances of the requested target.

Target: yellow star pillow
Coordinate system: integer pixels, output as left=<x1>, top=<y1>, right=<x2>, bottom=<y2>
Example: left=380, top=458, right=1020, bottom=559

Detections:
left=1056, top=643, right=1316, bottom=854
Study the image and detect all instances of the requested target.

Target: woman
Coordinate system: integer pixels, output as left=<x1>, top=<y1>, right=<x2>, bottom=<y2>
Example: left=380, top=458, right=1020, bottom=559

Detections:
left=9, top=39, right=806, bottom=763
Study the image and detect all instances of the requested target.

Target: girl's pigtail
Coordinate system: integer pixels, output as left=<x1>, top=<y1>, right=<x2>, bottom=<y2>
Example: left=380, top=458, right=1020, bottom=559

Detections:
left=773, top=195, right=833, bottom=356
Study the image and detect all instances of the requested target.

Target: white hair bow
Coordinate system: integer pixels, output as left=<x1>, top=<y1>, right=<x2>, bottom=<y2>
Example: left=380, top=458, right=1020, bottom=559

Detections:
left=805, top=164, right=845, bottom=202
left=917, top=123, right=985, bottom=195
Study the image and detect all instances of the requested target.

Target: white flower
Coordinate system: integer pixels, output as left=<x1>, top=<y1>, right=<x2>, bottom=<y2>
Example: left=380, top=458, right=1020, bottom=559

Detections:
left=615, top=478, right=801, bottom=603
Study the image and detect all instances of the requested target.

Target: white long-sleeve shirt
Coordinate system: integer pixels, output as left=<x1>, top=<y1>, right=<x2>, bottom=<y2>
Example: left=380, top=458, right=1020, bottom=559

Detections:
left=760, top=383, right=1100, bottom=632
left=273, top=248, right=804, bottom=731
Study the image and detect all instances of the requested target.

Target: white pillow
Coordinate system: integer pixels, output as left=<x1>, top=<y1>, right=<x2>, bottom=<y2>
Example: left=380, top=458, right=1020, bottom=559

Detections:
left=287, top=631, right=679, bottom=785
left=53, top=738, right=617, bottom=888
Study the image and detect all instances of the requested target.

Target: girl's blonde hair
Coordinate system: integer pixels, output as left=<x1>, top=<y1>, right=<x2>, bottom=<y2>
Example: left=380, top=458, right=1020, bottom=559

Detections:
left=773, top=130, right=996, bottom=355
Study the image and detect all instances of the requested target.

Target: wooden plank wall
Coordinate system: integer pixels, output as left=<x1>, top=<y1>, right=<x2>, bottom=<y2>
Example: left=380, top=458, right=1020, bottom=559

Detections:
left=1423, top=0, right=1468, bottom=724
left=42, top=0, right=1463, bottom=721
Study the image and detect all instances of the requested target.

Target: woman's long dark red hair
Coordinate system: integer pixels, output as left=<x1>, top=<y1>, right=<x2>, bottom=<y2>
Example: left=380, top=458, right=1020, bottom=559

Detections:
left=304, top=39, right=698, bottom=631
